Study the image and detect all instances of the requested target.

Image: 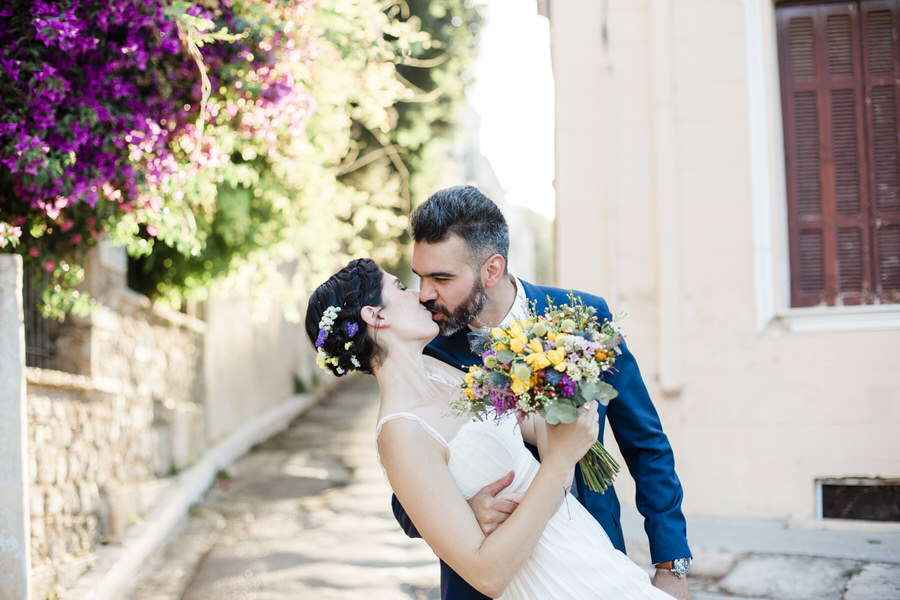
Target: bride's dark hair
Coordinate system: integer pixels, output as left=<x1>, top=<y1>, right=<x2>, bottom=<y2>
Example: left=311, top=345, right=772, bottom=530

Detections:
left=305, top=258, right=384, bottom=376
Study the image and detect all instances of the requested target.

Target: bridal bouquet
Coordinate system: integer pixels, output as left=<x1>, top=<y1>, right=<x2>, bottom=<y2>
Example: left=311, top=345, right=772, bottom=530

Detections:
left=454, top=293, right=623, bottom=493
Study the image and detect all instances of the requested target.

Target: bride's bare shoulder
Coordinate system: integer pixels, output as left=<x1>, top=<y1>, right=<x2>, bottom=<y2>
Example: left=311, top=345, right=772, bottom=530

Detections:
left=423, top=355, right=466, bottom=382
left=377, top=415, right=449, bottom=465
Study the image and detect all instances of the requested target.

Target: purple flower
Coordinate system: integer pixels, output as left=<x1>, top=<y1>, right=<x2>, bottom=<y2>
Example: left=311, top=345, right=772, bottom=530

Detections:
left=346, top=322, right=359, bottom=337
left=315, top=329, right=327, bottom=347
left=0, top=58, right=20, bottom=82
left=560, top=374, right=576, bottom=398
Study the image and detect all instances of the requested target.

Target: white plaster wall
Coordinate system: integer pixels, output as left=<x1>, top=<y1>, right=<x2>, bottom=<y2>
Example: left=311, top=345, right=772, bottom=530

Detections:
left=204, top=273, right=311, bottom=443
left=550, top=0, right=900, bottom=521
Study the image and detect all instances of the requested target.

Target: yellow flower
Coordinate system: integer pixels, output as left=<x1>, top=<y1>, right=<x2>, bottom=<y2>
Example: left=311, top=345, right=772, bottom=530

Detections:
left=509, top=321, right=525, bottom=340
left=525, top=352, right=551, bottom=370
left=546, top=348, right=566, bottom=366
left=527, top=338, right=543, bottom=354
left=496, top=342, right=508, bottom=351
left=465, top=387, right=475, bottom=399
left=547, top=330, right=558, bottom=342
left=510, top=337, right=526, bottom=353
left=491, top=327, right=506, bottom=340
left=511, top=378, right=530, bottom=395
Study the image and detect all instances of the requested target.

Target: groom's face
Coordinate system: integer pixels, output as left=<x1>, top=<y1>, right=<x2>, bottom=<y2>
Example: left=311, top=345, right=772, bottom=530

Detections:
left=412, top=235, right=488, bottom=337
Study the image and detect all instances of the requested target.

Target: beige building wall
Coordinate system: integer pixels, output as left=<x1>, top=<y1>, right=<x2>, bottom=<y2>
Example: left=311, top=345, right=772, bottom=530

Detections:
left=204, top=274, right=312, bottom=443
left=548, top=0, right=900, bottom=521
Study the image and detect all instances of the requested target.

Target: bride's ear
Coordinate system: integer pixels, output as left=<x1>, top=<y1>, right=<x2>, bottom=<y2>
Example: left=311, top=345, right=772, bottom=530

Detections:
left=360, top=305, right=387, bottom=328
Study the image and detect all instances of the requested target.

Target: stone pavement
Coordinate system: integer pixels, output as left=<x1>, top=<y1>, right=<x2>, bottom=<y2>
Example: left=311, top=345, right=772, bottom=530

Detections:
left=126, top=376, right=439, bottom=600
left=123, top=377, right=900, bottom=600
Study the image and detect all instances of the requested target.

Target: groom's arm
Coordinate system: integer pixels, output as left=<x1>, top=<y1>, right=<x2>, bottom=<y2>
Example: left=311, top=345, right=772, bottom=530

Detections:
left=394, top=476, right=521, bottom=539
left=594, top=298, right=691, bottom=564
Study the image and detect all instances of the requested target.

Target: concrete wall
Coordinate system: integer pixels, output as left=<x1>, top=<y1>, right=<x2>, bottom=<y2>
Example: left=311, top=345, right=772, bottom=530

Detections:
left=0, top=254, right=32, bottom=600
left=549, top=0, right=900, bottom=521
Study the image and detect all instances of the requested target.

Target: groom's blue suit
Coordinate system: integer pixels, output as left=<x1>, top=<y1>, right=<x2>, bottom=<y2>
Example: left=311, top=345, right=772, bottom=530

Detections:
left=392, top=281, right=691, bottom=600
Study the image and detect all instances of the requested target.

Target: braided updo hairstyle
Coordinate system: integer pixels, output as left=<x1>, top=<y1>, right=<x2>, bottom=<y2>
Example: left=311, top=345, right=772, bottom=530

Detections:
left=305, top=258, right=384, bottom=376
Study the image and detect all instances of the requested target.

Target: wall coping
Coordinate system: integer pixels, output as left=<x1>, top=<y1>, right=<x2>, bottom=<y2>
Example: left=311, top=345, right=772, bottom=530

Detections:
left=25, top=367, right=122, bottom=395
left=105, top=287, right=206, bottom=334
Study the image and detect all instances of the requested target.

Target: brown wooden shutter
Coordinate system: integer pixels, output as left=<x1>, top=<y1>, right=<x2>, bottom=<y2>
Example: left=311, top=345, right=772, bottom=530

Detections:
left=778, top=0, right=900, bottom=307
left=778, top=1, right=871, bottom=307
left=860, top=2, right=900, bottom=303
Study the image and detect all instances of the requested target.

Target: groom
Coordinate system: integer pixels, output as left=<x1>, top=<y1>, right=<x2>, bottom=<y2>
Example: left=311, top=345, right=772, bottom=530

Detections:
left=392, top=185, right=692, bottom=599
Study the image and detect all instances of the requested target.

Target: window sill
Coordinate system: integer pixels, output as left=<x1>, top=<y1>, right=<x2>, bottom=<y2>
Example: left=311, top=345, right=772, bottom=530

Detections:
left=774, top=304, right=900, bottom=333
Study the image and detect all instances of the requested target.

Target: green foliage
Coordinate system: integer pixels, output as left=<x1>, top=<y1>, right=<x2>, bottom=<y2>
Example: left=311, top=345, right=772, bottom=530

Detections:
left=337, top=0, right=483, bottom=278
left=140, top=0, right=481, bottom=313
left=5, top=0, right=482, bottom=319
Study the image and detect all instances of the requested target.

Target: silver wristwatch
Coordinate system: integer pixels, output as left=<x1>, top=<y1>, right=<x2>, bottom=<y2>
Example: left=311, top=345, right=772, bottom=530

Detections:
left=656, top=557, right=691, bottom=578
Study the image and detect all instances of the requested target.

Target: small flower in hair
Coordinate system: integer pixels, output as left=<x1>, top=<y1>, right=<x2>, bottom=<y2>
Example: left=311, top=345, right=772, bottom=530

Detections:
left=318, top=306, right=340, bottom=332
left=314, top=305, right=347, bottom=373
left=315, top=305, right=341, bottom=348
left=347, top=321, right=359, bottom=337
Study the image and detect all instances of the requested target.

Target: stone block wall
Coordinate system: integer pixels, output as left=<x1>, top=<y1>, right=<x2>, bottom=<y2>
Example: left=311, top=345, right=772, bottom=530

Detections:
left=27, top=280, right=206, bottom=598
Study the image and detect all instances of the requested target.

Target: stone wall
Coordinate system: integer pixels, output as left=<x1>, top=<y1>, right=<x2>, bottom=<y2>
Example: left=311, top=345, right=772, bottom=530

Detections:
left=13, top=243, right=313, bottom=598
left=27, top=276, right=206, bottom=599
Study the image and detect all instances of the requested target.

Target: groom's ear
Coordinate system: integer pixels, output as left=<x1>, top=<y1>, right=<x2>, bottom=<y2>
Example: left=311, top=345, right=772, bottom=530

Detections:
left=360, top=305, right=387, bottom=328
left=482, top=254, right=507, bottom=289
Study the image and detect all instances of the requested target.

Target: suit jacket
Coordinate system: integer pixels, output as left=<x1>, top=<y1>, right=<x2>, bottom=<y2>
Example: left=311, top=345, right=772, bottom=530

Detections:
left=391, top=280, right=691, bottom=600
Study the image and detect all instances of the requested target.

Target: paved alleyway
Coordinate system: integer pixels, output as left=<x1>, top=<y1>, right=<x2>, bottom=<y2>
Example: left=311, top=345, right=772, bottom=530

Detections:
left=124, top=376, right=900, bottom=600
left=127, top=376, right=440, bottom=600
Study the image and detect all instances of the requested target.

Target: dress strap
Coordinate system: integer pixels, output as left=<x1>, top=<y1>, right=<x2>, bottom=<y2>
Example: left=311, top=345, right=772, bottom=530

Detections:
left=375, top=412, right=450, bottom=450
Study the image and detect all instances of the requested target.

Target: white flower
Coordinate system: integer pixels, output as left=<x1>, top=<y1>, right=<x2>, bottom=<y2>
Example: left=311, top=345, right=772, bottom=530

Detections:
left=580, top=359, right=600, bottom=383
left=566, top=361, right=582, bottom=382
left=318, top=305, right=340, bottom=331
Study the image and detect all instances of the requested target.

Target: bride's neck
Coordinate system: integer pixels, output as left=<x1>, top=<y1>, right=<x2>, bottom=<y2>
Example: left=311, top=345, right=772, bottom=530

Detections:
left=373, top=343, right=440, bottom=411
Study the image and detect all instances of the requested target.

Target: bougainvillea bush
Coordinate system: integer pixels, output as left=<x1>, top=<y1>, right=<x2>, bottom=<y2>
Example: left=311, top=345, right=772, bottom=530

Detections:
left=0, top=0, right=480, bottom=319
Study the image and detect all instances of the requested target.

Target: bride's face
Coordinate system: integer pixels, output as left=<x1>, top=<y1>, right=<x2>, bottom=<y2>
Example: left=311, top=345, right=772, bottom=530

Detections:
left=378, top=273, right=440, bottom=340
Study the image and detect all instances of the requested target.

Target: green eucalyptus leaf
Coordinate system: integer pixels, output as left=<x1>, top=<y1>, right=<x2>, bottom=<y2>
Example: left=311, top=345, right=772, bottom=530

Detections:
left=542, top=400, right=579, bottom=425
left=495, top=349, right=516, bottom=364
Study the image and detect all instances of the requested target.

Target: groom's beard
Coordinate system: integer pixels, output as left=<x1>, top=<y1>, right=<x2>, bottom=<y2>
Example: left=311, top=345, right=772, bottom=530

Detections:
left=423, top=280, right=488, bottom=337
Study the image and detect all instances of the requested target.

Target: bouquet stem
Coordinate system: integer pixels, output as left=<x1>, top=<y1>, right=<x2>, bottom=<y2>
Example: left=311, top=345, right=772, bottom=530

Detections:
left=579, top=441, right=620, bottom=493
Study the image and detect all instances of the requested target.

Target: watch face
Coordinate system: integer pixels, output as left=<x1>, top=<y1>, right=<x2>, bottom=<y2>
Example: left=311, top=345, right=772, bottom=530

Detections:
left=672, top=557, right=691, bottom=576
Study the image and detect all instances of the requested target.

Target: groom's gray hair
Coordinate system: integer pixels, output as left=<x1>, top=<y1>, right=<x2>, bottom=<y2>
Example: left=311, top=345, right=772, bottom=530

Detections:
left=411, top=185, right=509, bottom=270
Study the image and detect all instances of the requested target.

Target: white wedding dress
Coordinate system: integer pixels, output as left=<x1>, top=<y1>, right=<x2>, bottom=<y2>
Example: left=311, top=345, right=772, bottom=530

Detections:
left=376, top=411, right=674, bottom=599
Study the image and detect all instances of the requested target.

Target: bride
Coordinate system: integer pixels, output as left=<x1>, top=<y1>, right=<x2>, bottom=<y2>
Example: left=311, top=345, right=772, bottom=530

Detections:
left=306, top=258, right=673, bottom=599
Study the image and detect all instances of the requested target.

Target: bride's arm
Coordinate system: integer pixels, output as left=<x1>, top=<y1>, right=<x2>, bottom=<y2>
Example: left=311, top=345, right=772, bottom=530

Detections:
left=531, top=415, right=577, bottom=492
left=378, top=410, right=597, bottom=598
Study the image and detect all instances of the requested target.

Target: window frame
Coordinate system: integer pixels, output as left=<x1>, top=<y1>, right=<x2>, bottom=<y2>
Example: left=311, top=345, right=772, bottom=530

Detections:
left=744, top=0, right=900, bottom=333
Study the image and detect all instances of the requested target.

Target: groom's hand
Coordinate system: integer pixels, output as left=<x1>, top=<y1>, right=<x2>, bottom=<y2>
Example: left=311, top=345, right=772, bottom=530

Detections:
left=467, top=471, right=521, bottom=535
left=651, top=569, right=691, bottom=600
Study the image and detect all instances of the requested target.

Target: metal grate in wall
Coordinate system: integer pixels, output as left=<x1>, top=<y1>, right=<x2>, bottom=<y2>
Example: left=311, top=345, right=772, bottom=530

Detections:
left=820, top=479, right=900, bottom=522
left=23, top=266, right=51, bottom=369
